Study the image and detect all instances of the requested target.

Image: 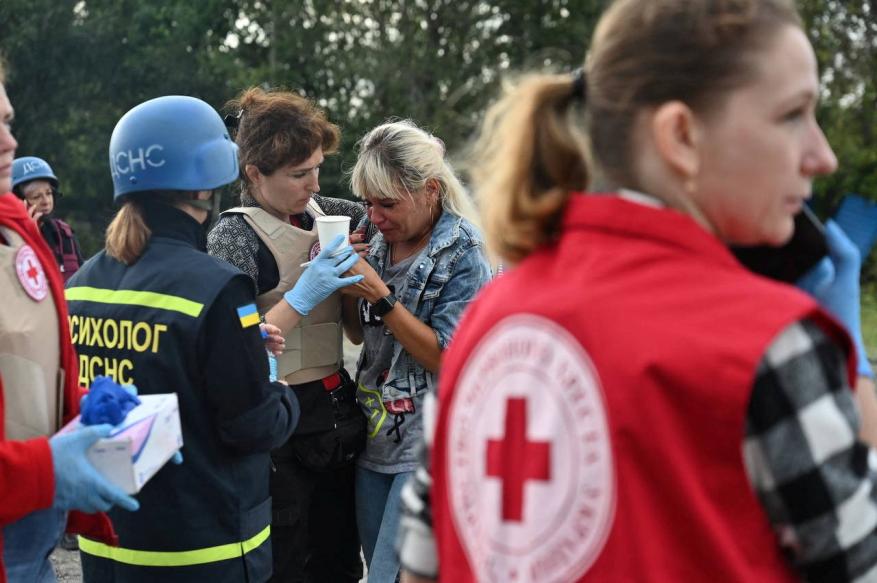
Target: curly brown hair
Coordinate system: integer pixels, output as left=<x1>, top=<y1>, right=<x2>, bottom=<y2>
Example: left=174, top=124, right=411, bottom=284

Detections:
left=228, top=87, right=340, bottom=195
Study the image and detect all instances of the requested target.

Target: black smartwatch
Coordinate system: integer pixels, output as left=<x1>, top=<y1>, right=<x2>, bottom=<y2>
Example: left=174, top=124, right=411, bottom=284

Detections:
left=370, top=293, right=397, bottom=318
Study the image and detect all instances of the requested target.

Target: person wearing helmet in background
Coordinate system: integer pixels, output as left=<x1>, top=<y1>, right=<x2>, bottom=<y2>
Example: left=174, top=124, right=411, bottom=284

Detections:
left=11, top=156, right=84, bottom=282
left=65, top=95, right=363, bottom=583
left=0, top=60, right=139, bottom=583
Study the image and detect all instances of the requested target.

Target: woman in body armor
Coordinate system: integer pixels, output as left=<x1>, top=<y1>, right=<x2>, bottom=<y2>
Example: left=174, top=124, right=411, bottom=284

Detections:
left=67, top=95, right=360, bottom=583
left=207, top=87, right=366, bottom=583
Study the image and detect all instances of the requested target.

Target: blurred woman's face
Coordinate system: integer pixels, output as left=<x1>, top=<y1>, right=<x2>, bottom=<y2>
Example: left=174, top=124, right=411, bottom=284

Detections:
left=692, top=25, right=836, bottom=246
left=0, top=84, right=17, bottom=194
left=247, top=147, right=323, bottom=220
left=22, top=179, right=54, bottom=216
left=365, top=184, right=439, bottom=246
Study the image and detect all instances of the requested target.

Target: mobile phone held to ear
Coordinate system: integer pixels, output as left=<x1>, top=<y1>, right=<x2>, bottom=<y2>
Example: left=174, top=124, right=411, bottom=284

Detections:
left=731, top=205, right=828, bottom=284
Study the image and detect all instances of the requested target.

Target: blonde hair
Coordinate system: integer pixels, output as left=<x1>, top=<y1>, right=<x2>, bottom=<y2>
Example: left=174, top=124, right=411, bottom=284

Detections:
left=106, top=192, right=196, bottom=264
left=350, top=120, right=479, bottom=226
left=106, top=200, right=151, bottom=265
left=474, top=0, right=801, bottom=263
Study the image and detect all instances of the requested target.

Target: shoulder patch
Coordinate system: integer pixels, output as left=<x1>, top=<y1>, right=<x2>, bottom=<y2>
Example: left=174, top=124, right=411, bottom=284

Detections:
left=15, top=245, right=49, bottom=302
left=236, top=303, right=260, bottom=329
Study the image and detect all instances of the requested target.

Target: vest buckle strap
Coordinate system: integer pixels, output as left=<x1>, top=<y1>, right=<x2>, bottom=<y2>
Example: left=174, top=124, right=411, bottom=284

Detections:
left=321, top=372, right=342, bottom=392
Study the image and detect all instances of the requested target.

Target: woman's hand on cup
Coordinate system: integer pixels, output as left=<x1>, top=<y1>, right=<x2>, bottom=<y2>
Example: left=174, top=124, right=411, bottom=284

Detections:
left=350, top=228, right=370, bottom=258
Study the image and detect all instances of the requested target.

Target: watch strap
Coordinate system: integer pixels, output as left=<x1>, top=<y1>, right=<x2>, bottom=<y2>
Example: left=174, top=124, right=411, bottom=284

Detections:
left=370, top=293, right=398, bottom=318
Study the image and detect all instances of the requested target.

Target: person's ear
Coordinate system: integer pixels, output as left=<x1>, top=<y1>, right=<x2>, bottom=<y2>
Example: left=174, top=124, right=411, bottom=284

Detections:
left=426, top=178, right=441, bottom=203
left=651, top=101, right=701, bottom=188
left=244, top=164, right=262, bottom=187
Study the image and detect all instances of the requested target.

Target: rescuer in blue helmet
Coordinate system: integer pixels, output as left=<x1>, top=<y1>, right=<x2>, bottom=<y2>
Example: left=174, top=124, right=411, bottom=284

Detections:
left=66, top=95, right=363, bottom=583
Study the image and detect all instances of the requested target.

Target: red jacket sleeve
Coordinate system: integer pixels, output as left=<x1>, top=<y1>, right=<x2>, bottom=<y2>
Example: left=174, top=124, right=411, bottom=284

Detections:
left=0, top=436, right=54, bottom=525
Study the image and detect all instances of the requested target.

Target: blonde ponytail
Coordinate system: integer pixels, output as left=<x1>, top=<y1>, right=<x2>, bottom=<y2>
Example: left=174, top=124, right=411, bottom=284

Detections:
left=106, top=200, right=151, bottom=265
left=473, top=74, right=589, bottom=264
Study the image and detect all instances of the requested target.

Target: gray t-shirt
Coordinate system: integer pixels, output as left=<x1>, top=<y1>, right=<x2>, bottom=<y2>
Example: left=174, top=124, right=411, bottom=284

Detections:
left=356, top=251, right=425, bottom=473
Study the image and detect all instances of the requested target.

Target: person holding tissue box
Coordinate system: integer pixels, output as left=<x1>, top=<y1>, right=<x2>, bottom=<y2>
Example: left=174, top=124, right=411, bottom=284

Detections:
left=0, top=59, right=138, bottom=583
left=64, top=95, right=308, bottom=583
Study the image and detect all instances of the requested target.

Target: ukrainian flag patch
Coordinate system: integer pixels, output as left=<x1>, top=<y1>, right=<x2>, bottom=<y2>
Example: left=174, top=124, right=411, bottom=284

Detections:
left=236, top=303, right=260, bottom=329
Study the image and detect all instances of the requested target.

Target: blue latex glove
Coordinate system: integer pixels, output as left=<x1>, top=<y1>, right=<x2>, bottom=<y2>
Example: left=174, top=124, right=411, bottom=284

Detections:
left=49, top=424, right=140, bottom=513
left=80, top=376, right=141, bottom=426
left=284, top=234, right=364, bottom=316
left=797, top=219, right=873, bottom=378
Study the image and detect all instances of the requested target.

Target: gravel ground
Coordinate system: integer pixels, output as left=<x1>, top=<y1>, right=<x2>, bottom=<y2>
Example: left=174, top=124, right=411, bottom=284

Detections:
left=47, top=340, right=366, bottom=582
left=49, top=547, right=80, bottom=582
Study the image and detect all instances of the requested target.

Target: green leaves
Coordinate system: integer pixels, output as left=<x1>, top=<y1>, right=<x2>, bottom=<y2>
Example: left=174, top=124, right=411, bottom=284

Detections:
left=1, top=0, right=873, bottom=260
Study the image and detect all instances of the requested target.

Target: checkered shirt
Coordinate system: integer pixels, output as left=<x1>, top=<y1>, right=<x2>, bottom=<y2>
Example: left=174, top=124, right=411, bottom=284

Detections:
left=397, top=318, right=877, bottom=581
left=745, top=318, right=877, bottom=581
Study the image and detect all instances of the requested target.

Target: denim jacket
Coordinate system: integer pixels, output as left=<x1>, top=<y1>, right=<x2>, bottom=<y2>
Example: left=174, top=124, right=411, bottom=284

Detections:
left=358, top=210, right=492, bottom=403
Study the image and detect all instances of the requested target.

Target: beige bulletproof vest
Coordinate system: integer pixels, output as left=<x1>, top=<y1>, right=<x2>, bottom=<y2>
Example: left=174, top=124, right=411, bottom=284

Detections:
left=0, top=226, right=63, bottom=439
left=223, top=201, right=343, bottom=385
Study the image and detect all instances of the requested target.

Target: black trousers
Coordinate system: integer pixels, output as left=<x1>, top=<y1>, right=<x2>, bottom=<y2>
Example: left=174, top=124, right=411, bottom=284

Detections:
left=269, top=441, right=362, bottom=583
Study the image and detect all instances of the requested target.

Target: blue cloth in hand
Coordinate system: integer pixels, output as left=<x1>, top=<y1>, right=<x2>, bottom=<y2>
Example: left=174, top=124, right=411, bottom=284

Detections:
left=80, top=376, right=141, bottom=426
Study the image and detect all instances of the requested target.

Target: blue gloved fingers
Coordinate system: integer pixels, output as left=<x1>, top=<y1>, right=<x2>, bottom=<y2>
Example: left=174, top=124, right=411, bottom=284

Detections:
left=312, top=244, right=355, bottom=269
left=82, top=423, right=114, bottom=440
left=796, top=256, right=834, bottom=297
left=329, top=245, right=357, bottom=266
left=824, top=220, right=861, bottom=278
left=286, top=235, right=359, bottom=315
left=171, top=450, right=183, bottom=465
left=333, top=250, right=361, bottom=275
left=86, top=468, right=139, bottom=512
left=316, top=234, right=347, bottom=260
left=336, top=274, right=365, bottom=288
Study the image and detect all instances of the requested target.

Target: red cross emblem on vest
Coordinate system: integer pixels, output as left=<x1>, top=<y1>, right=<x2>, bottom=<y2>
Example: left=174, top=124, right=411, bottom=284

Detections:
left=15, top=245, right=49, bottom=302
left=448, top=315, right=615, bottom=582
left=486, top=397, right=551, bottom=522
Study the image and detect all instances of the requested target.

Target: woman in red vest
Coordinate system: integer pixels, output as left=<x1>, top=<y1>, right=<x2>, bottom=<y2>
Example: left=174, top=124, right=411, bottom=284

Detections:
left=0, top=60, right=137, bottom=583
left=398, top=0, right=877, bottom=581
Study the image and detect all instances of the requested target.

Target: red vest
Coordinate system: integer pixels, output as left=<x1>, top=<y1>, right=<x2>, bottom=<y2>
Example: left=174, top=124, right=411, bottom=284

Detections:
left=432, top=195, right=854, bottom=583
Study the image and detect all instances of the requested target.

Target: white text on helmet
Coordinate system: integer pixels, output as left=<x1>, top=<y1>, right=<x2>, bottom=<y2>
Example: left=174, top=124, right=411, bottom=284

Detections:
left=111, top=144, right=166, bottom=178
left=22, top=160, right=46, bottom=175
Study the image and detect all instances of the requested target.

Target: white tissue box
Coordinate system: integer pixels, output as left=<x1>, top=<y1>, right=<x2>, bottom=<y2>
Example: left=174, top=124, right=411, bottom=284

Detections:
left=57, top=393, right=183, bottom=494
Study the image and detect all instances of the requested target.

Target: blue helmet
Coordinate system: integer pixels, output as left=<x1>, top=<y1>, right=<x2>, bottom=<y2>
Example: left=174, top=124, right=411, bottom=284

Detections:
left=12, top=156, right=59, bottom=193
left=109, top=95, right=239, bottom=201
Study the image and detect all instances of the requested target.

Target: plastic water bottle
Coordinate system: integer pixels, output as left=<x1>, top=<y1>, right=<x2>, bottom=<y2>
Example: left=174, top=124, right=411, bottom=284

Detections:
left=267, top=351, right=278, bottom=382
left=261, top=326, right=279, bottom=382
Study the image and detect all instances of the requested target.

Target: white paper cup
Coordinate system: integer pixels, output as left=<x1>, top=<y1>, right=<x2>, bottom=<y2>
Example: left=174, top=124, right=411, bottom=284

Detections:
left=316, top=215, right=351, bottom=254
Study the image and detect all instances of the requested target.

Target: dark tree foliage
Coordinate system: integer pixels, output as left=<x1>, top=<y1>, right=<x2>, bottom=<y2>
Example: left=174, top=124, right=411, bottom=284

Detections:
left=0, top=0, right=872, bottom=261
